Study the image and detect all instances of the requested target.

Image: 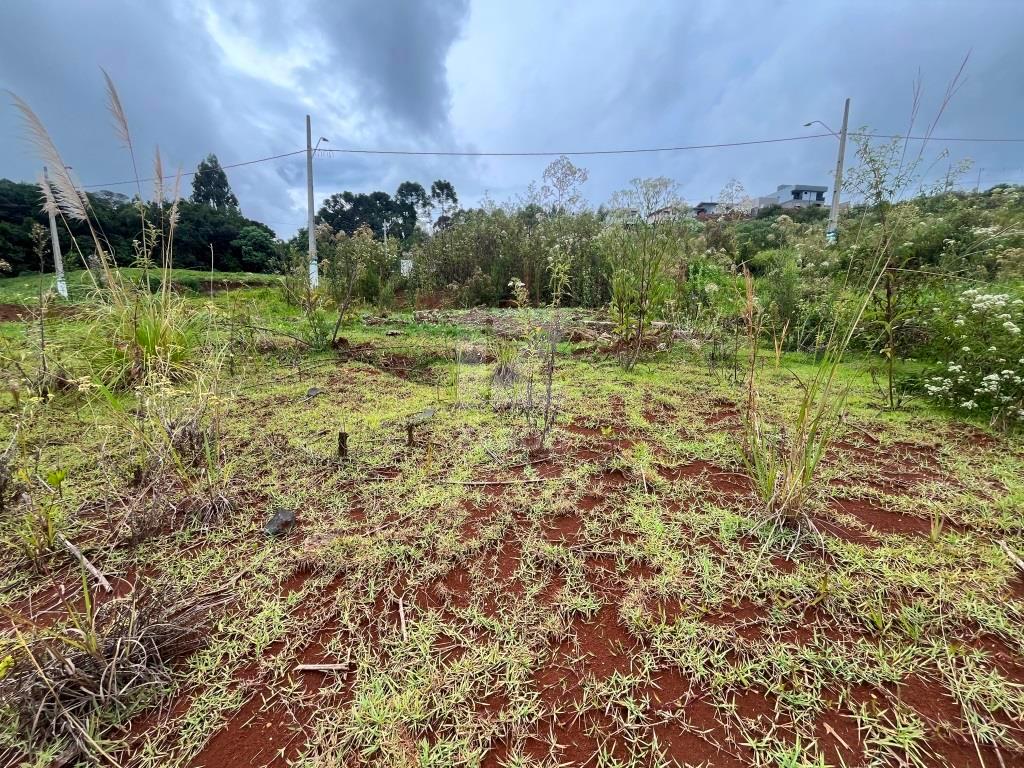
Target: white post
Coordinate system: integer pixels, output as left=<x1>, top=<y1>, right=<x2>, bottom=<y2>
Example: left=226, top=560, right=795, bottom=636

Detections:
left=826, top=98, right=850, bottom=245
left=43, top=167, right=68, bottom=298
left=306, top=114, right=318, bottom=288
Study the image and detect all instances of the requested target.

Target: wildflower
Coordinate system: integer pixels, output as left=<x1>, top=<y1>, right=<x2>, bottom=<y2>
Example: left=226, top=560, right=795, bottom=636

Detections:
left=1003, top=321, right=1021, bottom=335
left=962, top=400, right=978, bottom=410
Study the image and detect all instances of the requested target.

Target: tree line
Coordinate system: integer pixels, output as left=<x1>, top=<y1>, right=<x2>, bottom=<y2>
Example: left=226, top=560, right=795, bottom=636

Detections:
left=0, top=151, right=465, bottom=278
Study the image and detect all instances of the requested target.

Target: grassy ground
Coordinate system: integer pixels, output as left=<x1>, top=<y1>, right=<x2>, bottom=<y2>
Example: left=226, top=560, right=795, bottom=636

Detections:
left=0, top=268, right=280, bottom=306
left=1, top=279, right=1023, bottom=768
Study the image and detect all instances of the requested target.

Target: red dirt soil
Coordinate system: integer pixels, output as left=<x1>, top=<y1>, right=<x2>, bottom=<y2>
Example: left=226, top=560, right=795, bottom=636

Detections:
left=59, top=406, right=1022, bottom=768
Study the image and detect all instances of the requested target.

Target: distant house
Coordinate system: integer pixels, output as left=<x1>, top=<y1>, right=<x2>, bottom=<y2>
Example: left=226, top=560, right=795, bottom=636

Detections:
left=757, top=184, right=827, bottom=210
left=645, top=204, right=688, bottom=224
left=693, top=201, right=718, bottom=217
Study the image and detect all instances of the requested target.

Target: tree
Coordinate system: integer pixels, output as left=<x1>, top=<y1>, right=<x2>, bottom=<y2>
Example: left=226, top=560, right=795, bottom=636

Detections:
left=430, top=180, right=458, bottom=228
left=541, top=156, right=589, bottom=214
left=599, top=222, right=675, bottom=369
left=717, top=179, right=755, bottom=214
left=318, top=190, right=396, bottom=239
left=191, top=154, right=239, bottom=211
left=320, top=223, right=375, bottom=344
left=231, top=226, right=280, bottom=272
left=394, top=181, right=428, bottom=240
left=608, top=177, right=682, bottom=221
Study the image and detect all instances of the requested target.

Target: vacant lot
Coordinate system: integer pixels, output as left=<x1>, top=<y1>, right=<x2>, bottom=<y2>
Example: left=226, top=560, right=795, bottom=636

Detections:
left=1, top=282, right=1023, bottom=768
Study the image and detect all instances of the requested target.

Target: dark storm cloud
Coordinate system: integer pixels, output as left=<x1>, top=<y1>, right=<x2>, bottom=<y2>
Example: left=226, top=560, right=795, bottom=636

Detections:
left=0, top=0, right=470, bottom=234
left=314, top=1, right=469, bottom=135
left=2, top=1, right=1023, bottom=236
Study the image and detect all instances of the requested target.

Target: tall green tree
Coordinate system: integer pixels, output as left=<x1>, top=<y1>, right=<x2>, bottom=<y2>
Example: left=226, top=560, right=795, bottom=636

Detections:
left=430, top=180, right=458, bottom=229
left=394, top=181, right=428, bottom=240
left=318, top=190, right=395, bottom=239
left=191, top=154, right=239, bottom=211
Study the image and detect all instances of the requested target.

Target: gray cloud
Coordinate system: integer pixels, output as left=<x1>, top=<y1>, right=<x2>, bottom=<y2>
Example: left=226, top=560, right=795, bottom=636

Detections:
left=3, top=0, right=1023, bottom=238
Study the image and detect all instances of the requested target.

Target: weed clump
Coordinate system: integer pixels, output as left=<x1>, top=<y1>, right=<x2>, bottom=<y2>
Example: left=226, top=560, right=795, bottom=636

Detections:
left=0, top=581, right=229, bottom=763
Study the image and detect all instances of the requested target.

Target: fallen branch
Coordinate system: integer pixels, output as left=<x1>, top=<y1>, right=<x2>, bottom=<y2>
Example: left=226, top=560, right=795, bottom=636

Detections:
left=294, top=663, right=348, bottom=673
left=436, top=478, right=548, bottom=486
left=398, top=595, right=408, bottom=642
left=57, top=535, right=112, bottom=593
left=1000, top=540, right=1024, bottom=573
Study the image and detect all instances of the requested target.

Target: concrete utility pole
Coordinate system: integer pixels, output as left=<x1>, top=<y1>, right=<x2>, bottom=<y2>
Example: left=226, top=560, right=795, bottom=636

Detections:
left=826, top=98, right=850, bottom=245
left=306, top=114, right=318, bottom=288
left=42, top=167, right=68, bottom=298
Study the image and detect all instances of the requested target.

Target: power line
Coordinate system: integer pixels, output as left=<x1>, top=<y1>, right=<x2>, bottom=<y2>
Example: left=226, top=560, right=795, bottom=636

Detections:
left=849, top=132, right=1024, bottom=144
left=318, top=133, right=836, bottom=157
left=81, top=149, right=306, bottom=189
left=75, top=129, right=1024, bottom=191
left=317, top=132, right=1024, bottom=158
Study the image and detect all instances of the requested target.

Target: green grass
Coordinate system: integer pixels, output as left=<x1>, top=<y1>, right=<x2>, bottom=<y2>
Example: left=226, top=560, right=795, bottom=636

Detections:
left=0, top=268, right=280, bottom=305
left=1, top=287, right=1022, bottom=767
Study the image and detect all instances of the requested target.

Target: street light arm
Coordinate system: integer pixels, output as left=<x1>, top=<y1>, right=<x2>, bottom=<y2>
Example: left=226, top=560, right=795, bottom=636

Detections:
left=804, top=120, right=839, bottom=138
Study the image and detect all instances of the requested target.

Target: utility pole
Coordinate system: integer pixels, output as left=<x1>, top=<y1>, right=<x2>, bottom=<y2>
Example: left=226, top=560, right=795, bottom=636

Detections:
left=826, top=97, right=850, bottom=245
left=42, top=167, right=68, bottom=298
left=306, top=114, right=318, bottom=288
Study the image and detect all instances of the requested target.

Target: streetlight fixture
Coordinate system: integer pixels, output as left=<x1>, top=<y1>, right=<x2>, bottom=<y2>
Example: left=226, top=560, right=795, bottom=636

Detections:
left=804, top=120, right=839, bottom=138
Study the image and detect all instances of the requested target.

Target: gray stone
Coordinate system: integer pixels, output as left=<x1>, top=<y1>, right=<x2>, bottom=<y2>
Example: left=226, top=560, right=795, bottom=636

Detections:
left=265, top=507, right=296, bottom=536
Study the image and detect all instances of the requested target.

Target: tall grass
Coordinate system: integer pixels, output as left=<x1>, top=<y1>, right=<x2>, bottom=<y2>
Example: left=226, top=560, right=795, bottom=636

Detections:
left=741, top=61, right=968, bottom=539
left=9, top=73, right=204, bottom=388
left=741, top=255, right=887, bottom=539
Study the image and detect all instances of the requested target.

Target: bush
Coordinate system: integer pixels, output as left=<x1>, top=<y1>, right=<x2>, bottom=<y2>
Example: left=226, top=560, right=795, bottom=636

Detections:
left=923, top=287, right=1024, bottom=430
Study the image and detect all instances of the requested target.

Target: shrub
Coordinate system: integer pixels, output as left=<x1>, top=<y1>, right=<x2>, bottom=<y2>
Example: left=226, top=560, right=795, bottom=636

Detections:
left=923, top=287, right=1024, bottom=430
left=599, top=222, right=675, bottom=369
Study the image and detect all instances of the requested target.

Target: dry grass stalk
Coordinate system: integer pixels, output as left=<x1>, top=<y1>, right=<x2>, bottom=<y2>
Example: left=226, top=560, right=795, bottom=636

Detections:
left=0, top=583, right=230, bottom=762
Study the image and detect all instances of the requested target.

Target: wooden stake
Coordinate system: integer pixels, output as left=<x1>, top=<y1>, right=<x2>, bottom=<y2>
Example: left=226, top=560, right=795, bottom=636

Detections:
left=338, top=430, right=349, bottom=459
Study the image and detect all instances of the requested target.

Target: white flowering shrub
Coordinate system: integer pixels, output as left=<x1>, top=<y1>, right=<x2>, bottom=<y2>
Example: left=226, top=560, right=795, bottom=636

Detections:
left=924, top=287, right=1024, bottom=429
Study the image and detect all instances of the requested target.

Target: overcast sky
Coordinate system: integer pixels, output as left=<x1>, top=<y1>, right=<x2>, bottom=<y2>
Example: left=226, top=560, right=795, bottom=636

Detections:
left=3, top=0, right=1023, bottom=236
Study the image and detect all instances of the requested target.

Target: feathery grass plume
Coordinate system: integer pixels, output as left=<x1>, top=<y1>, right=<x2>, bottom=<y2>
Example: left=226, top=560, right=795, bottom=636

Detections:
left=7, top=92, right=87, bottom=223
left=101, top=66, right=131, bottom=148
left=102, top=66, right=145, bottom=208
left=163, top=168, right=182, bottom=293
left=37, top=171, right=58, bottom=218
left=153, top=146, right=165, bottom=206
left=8, top=90, right=116, bottom=293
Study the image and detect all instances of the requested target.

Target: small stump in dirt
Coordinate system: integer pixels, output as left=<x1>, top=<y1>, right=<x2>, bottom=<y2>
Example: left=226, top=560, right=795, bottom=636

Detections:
left=405, top=408, right=436, bottom=447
